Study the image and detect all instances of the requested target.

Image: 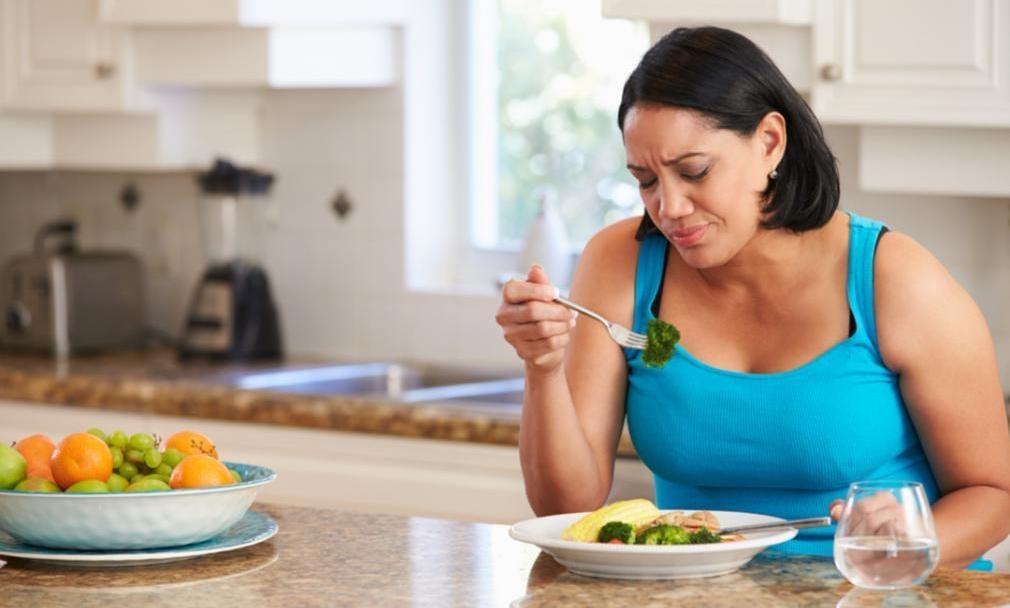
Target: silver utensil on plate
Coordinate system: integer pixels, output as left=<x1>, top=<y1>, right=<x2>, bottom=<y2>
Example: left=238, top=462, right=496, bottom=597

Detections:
left=553, top=296, right=647, bottom=350
left=719, top=516, right=832, bottom=535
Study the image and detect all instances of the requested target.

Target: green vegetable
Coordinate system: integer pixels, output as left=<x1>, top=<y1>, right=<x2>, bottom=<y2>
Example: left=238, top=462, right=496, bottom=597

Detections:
left=636, top=524, right=690, bottom=545
left=597, top=521, right=636, bottom=544
left=688, top=526, right=722, bottom=544
left=642, top=318, right=680, bottom=368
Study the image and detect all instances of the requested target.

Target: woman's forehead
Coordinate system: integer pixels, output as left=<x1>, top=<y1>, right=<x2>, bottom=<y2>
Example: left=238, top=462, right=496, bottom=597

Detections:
left=623, top=105, right=719, bottom=159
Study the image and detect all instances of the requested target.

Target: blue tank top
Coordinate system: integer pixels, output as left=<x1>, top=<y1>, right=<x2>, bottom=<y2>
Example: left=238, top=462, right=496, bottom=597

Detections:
left=624, top=211, right=941, bottom=557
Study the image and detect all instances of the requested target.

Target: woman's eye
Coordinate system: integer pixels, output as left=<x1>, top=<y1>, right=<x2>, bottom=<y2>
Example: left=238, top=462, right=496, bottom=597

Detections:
left=682, top=168, right=710, bottom=181
left=638, top=178, right=657, bottom=190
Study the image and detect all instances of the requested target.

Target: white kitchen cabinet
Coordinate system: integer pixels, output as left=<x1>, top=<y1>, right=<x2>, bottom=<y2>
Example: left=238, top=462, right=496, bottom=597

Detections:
left=0, top=0, right=129, bottom=112
left=603, top=0, right=812, bottom=25
left=0, top=399, right=654, bottom=524
left=812, top=0, right=1010, bottom=127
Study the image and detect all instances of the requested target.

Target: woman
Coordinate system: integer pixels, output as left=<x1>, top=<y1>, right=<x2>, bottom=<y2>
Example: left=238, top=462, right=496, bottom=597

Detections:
left=495, top=26, right=1010, bottom=569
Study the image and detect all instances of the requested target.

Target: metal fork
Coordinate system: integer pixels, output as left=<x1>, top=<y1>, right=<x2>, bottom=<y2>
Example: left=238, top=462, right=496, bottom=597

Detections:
left=554, top=296, right=647, bottom=350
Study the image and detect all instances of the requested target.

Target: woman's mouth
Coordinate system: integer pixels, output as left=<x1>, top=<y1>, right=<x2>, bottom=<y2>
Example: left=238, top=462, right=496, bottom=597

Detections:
left=670, top=224, right=709, bottom=247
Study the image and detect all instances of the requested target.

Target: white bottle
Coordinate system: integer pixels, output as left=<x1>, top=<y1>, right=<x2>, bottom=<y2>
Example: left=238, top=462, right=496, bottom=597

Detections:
left=519, top=189, right=571, bottom=287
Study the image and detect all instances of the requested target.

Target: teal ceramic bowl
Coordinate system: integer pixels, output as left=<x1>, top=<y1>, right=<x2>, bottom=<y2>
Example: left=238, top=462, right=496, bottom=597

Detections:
left=0, top=462, right=276, bottom=550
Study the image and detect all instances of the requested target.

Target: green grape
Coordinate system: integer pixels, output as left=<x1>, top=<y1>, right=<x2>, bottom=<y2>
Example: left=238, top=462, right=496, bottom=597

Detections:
left=145, top=474, right=170, bottom=484
left=125, top=449, right=145, bottom=465
left=162, top=448, right=184, bottom=468
left=129, top=433, right=155, bottom=451
left=86, top=428, right=106, bottom=442
left=155, top=463, right=173, bottom=476
left=144, top=449, right=162, bottom=469
left=229, top=469, right=242, bottom=484
left=110, top=446, right=124, bottom=469
left=106, top=473, right=129, bottom=492
left=108, top=430, right=128, bottom=449
left=118, top=461, right=138, bottom=479
left=129, top=473, right=146, bottom=484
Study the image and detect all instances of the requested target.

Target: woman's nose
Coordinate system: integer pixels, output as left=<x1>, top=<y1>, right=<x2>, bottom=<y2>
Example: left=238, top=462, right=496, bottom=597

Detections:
left=657, top=183, right=694, bottom=219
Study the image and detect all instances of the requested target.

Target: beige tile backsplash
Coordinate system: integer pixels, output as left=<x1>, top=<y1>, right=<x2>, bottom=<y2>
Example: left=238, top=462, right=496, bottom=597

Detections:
left=0, top=90, right=1008, bottom=388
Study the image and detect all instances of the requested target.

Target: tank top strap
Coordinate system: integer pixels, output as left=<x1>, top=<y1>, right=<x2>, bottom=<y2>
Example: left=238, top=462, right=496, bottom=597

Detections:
left=846, top=210, right=889, bottom=352
left=632, top=233, right=668, bottom=336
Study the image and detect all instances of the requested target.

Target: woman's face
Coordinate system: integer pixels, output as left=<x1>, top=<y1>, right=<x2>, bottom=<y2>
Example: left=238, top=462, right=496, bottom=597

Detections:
left=622, top=104, right=783, bottom=268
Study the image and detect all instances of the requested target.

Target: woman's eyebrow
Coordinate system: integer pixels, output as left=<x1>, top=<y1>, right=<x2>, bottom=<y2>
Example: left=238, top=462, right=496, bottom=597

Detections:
left=626, top=152, right=707, bottom=171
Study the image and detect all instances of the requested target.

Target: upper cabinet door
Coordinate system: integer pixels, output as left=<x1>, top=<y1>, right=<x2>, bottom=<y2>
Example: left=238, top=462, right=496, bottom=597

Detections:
left=0, top=0, right=126, bottom=111
left=812, top=0, right=1010, bottom=127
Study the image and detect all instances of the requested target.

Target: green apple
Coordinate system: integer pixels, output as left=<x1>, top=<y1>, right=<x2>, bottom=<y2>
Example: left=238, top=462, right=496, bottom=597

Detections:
left=125, top=479, right=170, bottom=492
left=13, top=477, right=60, bottom=493
left=0, top=444, right=27, bottom=490
left=66, top=480, right=110, bottom=493
left=105, top=473, right=129, bottom=492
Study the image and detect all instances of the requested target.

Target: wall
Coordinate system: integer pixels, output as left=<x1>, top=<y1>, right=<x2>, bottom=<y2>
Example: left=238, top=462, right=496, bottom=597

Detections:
left=0, top=90, right=1009, bottom=388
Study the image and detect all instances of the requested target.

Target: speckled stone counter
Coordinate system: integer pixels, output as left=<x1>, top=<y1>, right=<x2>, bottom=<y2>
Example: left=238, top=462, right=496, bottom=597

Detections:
left=0, top=503, right=1006, bottom=608
left=0, top=350, right=638, bottom=456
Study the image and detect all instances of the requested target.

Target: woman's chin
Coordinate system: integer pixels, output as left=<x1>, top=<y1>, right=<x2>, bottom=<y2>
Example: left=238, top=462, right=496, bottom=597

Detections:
left=674, top=245, right=723, bottom=269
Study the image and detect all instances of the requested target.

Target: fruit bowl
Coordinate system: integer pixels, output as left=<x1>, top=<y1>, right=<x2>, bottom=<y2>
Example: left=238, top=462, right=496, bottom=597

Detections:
left=0, top=462, right=276, bottom=550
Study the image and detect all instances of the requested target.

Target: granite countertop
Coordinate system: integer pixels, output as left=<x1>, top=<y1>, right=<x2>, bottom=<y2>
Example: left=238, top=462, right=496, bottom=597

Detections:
left=0, top=350, right=637, bottom=456
left=0, top=503, right=1006, bottom=607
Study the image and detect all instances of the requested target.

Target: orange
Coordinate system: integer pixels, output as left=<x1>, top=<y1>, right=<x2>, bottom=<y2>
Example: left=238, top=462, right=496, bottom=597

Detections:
left=169, top=454, right=234, bottom=489
left=165, top=431, right=218, bottom=459
left=14, top=434, right=56, bottom=483
left=50, top=432, right=114, bottom=490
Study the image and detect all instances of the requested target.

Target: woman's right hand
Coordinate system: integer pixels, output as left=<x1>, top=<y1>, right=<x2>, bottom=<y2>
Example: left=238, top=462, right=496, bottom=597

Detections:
left=495, top=264, right=578, bottom=373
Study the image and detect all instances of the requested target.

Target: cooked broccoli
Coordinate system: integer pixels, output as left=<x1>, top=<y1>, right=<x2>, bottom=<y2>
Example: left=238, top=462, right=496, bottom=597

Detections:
left=636, top=524, right=690, bottom=545
left=688, top=526, right=722, bottom=544
left=597, top=521, right=636, bottom=544
left=642, top=318, right=680, bottom=369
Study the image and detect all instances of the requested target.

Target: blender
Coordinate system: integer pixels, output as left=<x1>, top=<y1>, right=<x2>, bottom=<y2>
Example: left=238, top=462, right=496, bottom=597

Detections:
left=178, top=158, right=283, bottom=360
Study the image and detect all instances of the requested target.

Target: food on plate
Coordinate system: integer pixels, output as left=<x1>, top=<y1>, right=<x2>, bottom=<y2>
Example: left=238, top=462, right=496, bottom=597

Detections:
left=637, top=523, right=690, bottom=545
left=562, top=499, right=744, bottom=545
left=561, top=498, right=661, bottom=542
left=642, top=318, right=680, bottom=368
left=597, top=521, right=637, bottom=544
left=2, top=427, right=243, bottom=493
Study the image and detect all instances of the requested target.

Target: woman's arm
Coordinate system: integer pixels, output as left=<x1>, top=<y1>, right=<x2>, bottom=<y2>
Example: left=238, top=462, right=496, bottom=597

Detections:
left=875, top=231, right=1010, bottom=568
left=498, top=219, right=639, bottom=515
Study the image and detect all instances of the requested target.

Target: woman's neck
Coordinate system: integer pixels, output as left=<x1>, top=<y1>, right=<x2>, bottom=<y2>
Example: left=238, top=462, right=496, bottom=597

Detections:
left=693, top=213, right=842, bottom=304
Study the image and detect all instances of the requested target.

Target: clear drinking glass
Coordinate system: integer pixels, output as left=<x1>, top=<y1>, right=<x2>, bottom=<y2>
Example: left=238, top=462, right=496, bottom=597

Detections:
left=833, top=481, right=939, bottom=590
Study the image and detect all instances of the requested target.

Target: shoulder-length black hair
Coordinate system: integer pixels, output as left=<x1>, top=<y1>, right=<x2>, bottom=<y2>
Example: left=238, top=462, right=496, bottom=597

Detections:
left=618, top=26, right=839, bottom=239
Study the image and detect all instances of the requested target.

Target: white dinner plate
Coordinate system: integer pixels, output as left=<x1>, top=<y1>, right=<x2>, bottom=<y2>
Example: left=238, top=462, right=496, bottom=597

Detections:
left=509, top=510, right=797, bottom=580
left=0, top=510, right=277, bottom=567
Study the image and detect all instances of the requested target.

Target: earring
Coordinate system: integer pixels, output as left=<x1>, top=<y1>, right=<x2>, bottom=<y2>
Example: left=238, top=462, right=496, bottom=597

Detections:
left=769, top=169, right=779, bottom=180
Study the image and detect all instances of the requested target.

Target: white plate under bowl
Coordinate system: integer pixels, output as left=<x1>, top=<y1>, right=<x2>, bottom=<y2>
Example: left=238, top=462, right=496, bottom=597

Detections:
left=509, top=510, right=797, bottom=580
left=0, top=509, right=277, bottom=567
left=0, top=462, right=275, bottom=551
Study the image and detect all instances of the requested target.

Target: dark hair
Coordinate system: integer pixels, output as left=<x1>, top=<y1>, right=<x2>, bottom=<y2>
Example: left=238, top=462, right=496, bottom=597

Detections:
left=618, top=26, right=839, bottom=238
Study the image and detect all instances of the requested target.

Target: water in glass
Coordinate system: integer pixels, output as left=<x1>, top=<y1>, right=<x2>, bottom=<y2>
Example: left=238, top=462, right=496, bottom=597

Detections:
left=833, top=481, right=939, bottom=590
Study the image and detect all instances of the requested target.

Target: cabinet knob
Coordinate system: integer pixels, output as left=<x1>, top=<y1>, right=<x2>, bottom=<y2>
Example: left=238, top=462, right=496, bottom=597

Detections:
left=94, top=63, right=116, bottom=80
left=819, top=63, right=842, bottom=82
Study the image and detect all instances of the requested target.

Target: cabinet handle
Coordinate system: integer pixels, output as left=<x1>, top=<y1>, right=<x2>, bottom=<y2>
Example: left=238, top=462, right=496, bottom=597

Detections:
left=819, top=63, right=842, bottom=82
left=94, top=63, right=116, bottom=80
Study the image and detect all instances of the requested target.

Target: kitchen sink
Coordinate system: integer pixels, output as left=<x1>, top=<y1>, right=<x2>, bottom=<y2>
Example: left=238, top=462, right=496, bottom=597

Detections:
left=216, top=362, right=524, bottom=408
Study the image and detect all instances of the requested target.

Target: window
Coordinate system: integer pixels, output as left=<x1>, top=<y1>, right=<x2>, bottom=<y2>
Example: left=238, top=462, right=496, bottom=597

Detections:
left=469, top=0, right=649, bottom=251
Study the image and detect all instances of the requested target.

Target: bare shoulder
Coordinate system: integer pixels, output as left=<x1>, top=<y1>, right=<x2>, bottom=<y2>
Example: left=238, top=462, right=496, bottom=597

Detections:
left=874, top=230, right=989, bottom=373
left=569, top=217, right=642, bottom=325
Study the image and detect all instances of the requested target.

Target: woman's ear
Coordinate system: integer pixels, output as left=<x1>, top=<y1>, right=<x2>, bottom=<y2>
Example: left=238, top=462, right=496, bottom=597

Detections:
left=757, top=111, right=787, bottom=168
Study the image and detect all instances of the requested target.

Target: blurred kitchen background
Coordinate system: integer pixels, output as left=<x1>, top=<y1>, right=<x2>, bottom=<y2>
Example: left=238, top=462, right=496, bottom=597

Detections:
left=1, top=0, right=1008, bottom=378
